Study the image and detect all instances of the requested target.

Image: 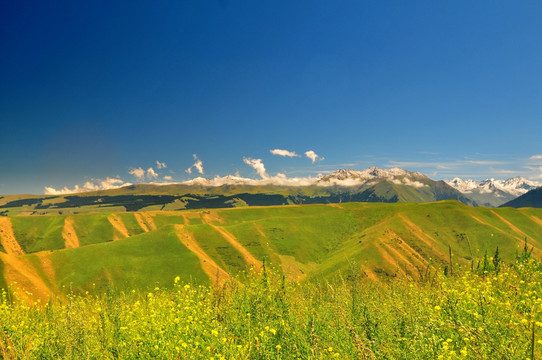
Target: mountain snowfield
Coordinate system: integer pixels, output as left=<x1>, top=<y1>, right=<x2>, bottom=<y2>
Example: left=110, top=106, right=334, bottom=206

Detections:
left=37, top=166, right=541, bottom=208
left=446, top=176, right=542, bottom=207
left=180, top=167, right=541, bottom=207
left=180, top=167, right=430, bottom=188
left=446, top=177, right=542, bottom=197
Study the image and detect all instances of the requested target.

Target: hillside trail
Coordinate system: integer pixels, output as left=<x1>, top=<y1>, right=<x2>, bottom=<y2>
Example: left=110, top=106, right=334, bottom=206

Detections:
left=490, top=210, right=537, bottom=244
left=0, top=217, right=25, bottom=255
left=0, top=252, right=54, bottom=302
left=140, top=213, right=157, bottom=230
left=398, top=214, right=447, bottom=260
left=174, top=224, right=229, bottom=286
left=62, top=217, right=80, bottom=249
left=382, top=229, right=428, bottom=270
left=35, top=251, right=61, bottom=295
left=470, top=214, right=490, bottom=226
left=108, top=214, right=130, bottom=239
left=522, top=212, right=542, bottom=227
left=134, top=213, right=157, bottom=232
left=202, top=212, right=262, bottom=271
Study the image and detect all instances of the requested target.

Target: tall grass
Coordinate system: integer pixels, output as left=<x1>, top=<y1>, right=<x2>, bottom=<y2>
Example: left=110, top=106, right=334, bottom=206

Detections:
left=2, top=256, right=542, bottom=359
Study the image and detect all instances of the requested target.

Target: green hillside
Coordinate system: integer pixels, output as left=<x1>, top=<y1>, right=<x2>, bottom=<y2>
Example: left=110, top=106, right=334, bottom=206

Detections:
left=1, top=201, right=542, bottom=301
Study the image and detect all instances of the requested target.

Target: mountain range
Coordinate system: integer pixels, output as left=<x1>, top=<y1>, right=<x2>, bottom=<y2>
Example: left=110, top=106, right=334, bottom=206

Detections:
left=446, top=177, right=542, bottom=207
left=1, top=167, right=541, bottom=215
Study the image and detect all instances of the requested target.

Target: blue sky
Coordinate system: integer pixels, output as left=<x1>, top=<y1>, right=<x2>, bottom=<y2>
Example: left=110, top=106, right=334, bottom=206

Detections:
left=1, top=1, right=542, bottom=194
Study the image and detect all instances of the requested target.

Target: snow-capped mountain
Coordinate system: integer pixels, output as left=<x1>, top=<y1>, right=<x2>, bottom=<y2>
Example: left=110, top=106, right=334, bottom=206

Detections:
left=446, top=177, right=542, bottom=207
left=317, top=167, right=429, bottom=188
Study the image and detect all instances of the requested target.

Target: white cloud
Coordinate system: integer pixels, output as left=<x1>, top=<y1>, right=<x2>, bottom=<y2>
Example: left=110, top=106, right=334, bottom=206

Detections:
left=305, top=150, right=324, bottom=163
left=44, top=177, right=130, bottom=195
left=147, top=167, right=158, bottom=178
left=163, top=175, right=173, bottom=181
left=156, top=160, right=167, bottom=169
left=530, top=155, right=542, bottom=160
left=270, top=149, right=300, bottom=158
left=129, top=167, right=146, bottom=179
left=391, top=178, right=428, bottom=188
left=243, top=157, right=269, bottom=179
left=186, top=154, right=204, bottom=175
left=181, top=173, right=318, bottom=187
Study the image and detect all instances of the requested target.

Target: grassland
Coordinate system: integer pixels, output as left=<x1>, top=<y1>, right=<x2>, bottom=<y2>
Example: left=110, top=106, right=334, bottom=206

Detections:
left=1, top=201, right=542, bottom=358
left=2, top=254, right=542, bottom=359
left=1, top=201, right=542, bottom=302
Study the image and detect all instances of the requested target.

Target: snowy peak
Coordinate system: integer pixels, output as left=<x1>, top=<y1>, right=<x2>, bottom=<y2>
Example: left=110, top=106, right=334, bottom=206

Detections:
left=494, top=177, right=542, bottom=195
left=446, top=177, right=542, bottom=197
left=447, top=178, right=481, bottom=193
left=318, top=167, right=430, bottom=188
left=178, top=167, right=432, bottom=189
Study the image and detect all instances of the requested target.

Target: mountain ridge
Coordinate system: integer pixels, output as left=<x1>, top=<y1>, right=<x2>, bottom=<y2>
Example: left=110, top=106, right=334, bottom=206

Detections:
left=446, top=176, right=542, bottom=207
left=0, top=167, right=478, bottom=215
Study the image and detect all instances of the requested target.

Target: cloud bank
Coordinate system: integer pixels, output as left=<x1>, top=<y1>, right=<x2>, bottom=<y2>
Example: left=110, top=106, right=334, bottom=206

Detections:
left=44, top=177, right=130, bottom=195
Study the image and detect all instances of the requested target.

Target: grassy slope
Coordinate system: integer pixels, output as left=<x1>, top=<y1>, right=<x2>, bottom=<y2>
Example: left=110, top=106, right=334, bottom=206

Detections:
left=10, top=215, right=66, bottom=252
left=2, top=201, right=542, bottom=298
left=47, top=226, right=207, bottom=294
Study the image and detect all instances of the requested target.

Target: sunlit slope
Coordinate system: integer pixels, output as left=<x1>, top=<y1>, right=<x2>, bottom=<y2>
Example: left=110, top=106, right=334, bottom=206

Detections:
left=2, top=201, right=542, bottom=300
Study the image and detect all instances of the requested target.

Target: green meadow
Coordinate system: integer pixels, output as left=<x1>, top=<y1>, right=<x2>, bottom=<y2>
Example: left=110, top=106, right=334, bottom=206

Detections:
left=1, top=201, right=542, bottom=300
left=1, top=201, right=542, bottom=358
left=2, top=255, right=542, bottom=359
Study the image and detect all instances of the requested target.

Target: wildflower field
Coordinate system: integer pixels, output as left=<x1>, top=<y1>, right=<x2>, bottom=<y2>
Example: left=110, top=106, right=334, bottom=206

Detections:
left=2, top=253, right=542, bottom=360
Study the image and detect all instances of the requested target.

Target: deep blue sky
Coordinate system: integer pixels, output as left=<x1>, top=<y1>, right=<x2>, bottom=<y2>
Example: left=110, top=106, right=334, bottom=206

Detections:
left=1, top=1, right=542, bottom=194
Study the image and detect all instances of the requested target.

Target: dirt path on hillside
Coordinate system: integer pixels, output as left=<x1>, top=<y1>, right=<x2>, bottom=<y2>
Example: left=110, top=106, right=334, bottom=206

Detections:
left=399, top=215, right=447, bottom=259
left=384, top=230, right=428, bottom=270
left=174, top=225, right=229, bottom=285
left=490, top=210, right=535, bottom=242
left=470, top=215, right=490, bottom=226
left=374, top=243, right=401, bottom=274
left=519, top=211, right=542, bottom=228
left=108, top=214, right=130, bottom=239
left=62, top=217, right=80, bottom=249
left=35, top=251, right=60, bottom=295
left=134, top=213, right=149, bottom=232
left=202, top=210, right=225, bottom=224
left=0, top=252, right=53, bottom=302
left=202, top=214, right=262, bottom=270
left=134, top=213, right=157, bottom=232
left=0, top=217, right=24, bottom=255
left=140, top=213, right=156, bottom=230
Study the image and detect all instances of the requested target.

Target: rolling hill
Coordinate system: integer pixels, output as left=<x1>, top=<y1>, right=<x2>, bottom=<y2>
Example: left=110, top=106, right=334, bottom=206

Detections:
left=2, top=201, right=542, bottom=301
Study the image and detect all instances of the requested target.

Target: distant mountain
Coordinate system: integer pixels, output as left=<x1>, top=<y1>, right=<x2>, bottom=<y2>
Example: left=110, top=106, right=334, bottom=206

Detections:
left=0, top=167, right=477, bottom=215
left=500, top=187, right=542, bottom=208
left=316, top=167, right=477, bottom=205
left=446, top=177, right=542, bottom=207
